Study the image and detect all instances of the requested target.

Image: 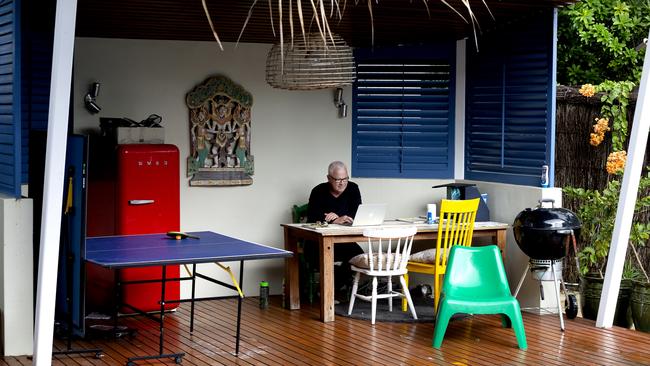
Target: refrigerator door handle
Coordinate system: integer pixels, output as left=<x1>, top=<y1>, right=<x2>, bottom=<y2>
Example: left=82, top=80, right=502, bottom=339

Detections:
left=128, top=199, right=155, bottom=205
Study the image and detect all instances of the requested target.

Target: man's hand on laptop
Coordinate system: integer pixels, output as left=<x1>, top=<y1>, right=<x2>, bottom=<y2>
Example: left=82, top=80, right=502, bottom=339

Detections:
left=325, top=213, right=353, bottom=225
left=324, top=212, right=339, bottom=222
left=336, top=216, right=354, bottom=225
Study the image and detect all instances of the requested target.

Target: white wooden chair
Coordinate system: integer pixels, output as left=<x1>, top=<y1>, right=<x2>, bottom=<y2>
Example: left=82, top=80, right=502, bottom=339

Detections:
left=347, top=226, right=418, bottom=324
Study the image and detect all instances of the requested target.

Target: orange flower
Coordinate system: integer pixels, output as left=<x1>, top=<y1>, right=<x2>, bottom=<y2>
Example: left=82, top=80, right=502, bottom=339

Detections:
left=588, top=117, right=609, bottom=146
left=579, top=83, right=596, bottom=97
left=590, top=133, right=604, bottom=146
left=606, top=151, right=627, bottom=174
left=593, top=117, right=610, bottom=134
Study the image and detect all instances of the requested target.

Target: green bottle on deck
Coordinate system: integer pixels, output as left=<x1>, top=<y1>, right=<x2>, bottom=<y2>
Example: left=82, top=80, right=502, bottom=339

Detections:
left=259, top=281, right=269, bottom=309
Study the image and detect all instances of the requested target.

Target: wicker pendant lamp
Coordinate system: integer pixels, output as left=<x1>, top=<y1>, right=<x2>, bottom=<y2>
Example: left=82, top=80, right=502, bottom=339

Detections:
left=265, top=33, right=356, bottom=90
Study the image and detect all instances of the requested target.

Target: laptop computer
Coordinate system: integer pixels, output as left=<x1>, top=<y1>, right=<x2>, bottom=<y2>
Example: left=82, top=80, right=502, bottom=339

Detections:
left=351, top=203, right=387, bottom=226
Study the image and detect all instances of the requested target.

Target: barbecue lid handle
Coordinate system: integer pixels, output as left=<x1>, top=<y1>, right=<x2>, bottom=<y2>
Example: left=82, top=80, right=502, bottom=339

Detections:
left=538, top=199, right=556, bottom=208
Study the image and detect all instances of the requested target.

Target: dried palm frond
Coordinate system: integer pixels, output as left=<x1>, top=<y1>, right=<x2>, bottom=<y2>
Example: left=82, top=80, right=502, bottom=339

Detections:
left=201, top=0, right=223, bottom=50
left=236, top=0, right=260, bottom=46
left=460, top=0, right=480, bottom=50
left=205, top=0, right=493, bottom=63
left=269, top=0, right=276, bottom=36
left=422, top=0, right=431, bottom=19
left=289, top=0, right=294, bottom=48
left=367, top=0, right=374, bottom=46
left=441, top=0, right=468, bottom=24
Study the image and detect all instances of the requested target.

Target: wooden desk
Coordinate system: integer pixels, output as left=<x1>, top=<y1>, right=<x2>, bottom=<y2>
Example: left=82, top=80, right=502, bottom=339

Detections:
left=282, top=221, right=509, bottom=322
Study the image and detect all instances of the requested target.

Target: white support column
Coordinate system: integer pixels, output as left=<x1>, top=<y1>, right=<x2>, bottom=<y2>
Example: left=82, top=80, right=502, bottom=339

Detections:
left=454, top=39, right=466, bottom=179
left=33, top=0, right=78, bottom=364
left=596, top=30, right=650, bottom=328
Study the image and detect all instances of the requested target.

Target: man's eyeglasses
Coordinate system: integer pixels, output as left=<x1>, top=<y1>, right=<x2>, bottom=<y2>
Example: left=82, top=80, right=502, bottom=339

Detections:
left=328, top=175, right=349, bottom=183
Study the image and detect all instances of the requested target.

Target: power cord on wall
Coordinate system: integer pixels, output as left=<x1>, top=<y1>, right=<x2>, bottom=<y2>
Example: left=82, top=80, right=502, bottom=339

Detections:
left=121, top=114, right=163, bottom=128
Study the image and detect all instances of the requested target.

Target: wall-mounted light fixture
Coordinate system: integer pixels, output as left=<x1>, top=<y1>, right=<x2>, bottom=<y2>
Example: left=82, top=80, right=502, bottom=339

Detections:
left=334, top=87, right=348, bottom=118
left=84, top=82, right=101, bottom=114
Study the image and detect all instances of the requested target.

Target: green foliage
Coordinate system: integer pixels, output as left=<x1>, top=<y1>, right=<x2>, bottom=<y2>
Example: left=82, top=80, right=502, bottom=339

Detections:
left=595, top=80, right=635, bottom=151
left=565, top=181, right=620, bottom=276
left=560, top=0, right=650, bottom=282
left=564, top=172, right=650, bottom=279
left=558, top=0, right=650, bottom=85
left=624, top=260, right=643, bottom=281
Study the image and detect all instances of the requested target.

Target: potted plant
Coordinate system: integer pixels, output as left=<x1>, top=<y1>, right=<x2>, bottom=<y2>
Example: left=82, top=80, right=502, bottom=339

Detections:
left=629, top=172, right=650, bottom=333
left=564, top=180, right=636, bottom=327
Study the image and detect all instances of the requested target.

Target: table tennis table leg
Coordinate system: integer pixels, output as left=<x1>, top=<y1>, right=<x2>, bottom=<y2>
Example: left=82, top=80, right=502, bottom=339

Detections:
left=158, top=265, right=167, bottom=354
left=190, top=263, right=197, bottom=333
left=235, top=260, right=244, bottom=355
left=125, top=265, right=185, bottom=366
left=114, top=269, right=120, bottom=339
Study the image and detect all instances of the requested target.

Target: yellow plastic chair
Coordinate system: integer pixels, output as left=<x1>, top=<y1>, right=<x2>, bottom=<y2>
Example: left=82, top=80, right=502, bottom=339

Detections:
left=401, top=198, right=480, bottom=313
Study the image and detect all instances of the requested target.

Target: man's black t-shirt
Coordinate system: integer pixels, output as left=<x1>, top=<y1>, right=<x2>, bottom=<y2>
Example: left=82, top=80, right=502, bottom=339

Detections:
left=307, top=182, right=362, bottom=223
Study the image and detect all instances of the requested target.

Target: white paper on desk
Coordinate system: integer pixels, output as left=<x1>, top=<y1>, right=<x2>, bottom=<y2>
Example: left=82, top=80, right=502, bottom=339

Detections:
left=474, top=221, right=506, bottom=228
left=395, top=217, right=426, bottom=224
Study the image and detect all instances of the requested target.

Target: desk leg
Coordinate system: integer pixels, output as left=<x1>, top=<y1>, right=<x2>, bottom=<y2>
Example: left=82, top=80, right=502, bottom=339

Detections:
left=496, top=229, right=507, bottom=263
left=320, top=237, right=335, bottom=323
left=284, top=227, right=300, bottom=310
left=235, top=260, right=244, bottom=355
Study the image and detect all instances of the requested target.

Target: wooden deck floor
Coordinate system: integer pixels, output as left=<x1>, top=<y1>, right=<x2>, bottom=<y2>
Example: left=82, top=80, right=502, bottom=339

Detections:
left=3, top=296, right=650, bottom=365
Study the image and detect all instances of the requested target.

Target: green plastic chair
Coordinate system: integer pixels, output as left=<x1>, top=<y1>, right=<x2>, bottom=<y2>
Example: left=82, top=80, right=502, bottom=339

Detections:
left=291, top=203, right=309, bottom=224
left=432, top=245, right=527, bottom=350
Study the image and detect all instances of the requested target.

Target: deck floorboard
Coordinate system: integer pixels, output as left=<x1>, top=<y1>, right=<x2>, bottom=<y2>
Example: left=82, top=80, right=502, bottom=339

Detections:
left=5, top=296, right=650, bottom=365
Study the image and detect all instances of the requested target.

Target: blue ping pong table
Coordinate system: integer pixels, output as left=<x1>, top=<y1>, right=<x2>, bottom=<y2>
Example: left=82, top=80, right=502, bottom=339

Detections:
left=85, top=231, right=292, bottom=366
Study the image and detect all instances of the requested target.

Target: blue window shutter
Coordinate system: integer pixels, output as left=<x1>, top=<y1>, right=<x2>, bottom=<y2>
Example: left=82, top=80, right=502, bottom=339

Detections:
left=22, top=30, right=54, bottom=184
left=352, top=44, right=455, bottom=178
left=0, top=0, right=21, bottom=197
left=465, top=10, right=556, bottom=187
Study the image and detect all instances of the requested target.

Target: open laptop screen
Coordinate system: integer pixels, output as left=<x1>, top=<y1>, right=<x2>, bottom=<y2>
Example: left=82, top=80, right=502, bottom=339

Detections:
left=352, top=204, right=387, bottom=226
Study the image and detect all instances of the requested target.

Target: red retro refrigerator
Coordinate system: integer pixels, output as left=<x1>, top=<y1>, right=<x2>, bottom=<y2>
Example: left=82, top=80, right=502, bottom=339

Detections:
left=86, top=143, right=180, bottom=314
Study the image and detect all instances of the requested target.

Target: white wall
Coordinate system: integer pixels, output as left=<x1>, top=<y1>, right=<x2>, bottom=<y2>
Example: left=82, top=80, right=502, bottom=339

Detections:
left=0, top=196, right=33, bottom=355
left=73, top=38, right=450, bottom=298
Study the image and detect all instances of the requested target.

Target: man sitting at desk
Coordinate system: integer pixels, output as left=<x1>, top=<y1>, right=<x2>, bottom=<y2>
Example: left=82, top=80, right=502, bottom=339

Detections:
left=307, top=161, right=364, bottom=298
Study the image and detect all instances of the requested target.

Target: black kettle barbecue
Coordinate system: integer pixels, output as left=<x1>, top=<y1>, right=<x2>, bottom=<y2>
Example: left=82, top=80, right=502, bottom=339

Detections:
left=513, top=199, right=581, bottom=260
left=512, top=199, right=582, bottom=331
